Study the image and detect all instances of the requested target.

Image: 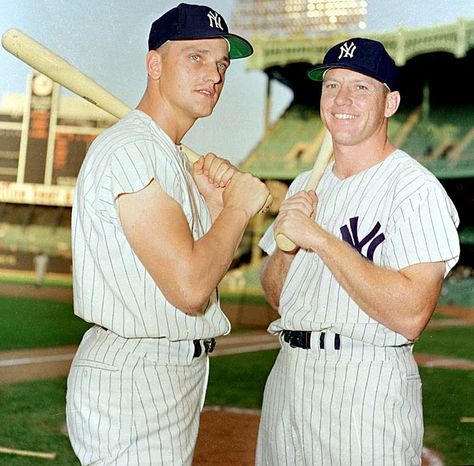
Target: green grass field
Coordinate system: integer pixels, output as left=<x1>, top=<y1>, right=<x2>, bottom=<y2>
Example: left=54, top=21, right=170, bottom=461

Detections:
left=0, top=296, right=90, bottom=351
left=0, top=294, right=473, bottom=465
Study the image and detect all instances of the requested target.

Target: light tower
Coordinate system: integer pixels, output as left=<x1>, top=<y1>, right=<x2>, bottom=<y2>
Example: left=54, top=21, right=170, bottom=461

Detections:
left=231, top=0, right=368, bottom=137
left=232, top=0, right=367, bottom=36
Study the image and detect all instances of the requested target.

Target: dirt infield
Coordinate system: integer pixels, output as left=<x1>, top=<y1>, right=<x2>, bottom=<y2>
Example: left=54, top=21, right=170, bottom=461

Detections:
left=0, top=281, right=73, bottom=302
left=194, top=408, right=260, bottom=465
left=193, top=408, right=444, bottom=466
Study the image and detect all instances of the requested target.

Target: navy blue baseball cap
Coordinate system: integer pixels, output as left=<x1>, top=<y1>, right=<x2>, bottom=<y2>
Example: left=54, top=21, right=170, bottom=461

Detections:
left=307, top=38, right=397, bottom=90
left=148, top=3, right=253, bottom=59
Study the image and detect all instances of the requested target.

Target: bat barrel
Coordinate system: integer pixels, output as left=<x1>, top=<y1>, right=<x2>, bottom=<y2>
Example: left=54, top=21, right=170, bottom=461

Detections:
left=1, top=28, right=130, bottom=119
left=274, top=130, right=333, bottom=252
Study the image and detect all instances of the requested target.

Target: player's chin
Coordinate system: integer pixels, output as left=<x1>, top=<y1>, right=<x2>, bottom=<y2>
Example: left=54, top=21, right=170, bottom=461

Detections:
left=195, top=93, right=219, bottom=115
left=194, top=105, right=216, bottom=119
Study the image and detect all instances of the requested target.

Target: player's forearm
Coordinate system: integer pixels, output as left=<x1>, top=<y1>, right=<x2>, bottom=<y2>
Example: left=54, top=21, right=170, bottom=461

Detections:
left=203, top=197, right=223, bottom=223
left=309, top=226, right=443, bottom=340
left=260, top=250, right=294, bottom=309
left=172, top=206, right=251, bottom=314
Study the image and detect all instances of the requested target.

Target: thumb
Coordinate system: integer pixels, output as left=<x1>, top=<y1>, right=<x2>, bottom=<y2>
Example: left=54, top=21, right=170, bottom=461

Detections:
left=193, top=156, right=205, bottom=173
left=310, top=191, right=318, bottom=217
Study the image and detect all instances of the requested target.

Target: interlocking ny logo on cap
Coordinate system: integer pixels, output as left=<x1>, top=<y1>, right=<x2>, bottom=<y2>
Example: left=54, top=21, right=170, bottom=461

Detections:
left=338, top=41, right=357, bottom=59
left=207, top=11, right=224, bottom=30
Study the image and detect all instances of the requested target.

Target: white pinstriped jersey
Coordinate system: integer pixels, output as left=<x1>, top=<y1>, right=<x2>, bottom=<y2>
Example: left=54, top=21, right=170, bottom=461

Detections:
left=72, top=109, right=230, bottom=340
left=260, top=149, right=460, bottom=346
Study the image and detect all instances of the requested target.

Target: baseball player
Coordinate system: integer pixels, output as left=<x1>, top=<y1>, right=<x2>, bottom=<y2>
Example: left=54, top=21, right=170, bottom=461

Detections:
left=66, top=3, right=269, bottom=465
left=256, top=38, right=460, bottom=466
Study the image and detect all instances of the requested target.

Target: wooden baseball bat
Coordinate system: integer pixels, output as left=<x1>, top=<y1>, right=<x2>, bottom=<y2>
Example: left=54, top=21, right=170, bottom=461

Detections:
left=275, top=129, right=333, bottom=251
left=1, top=28, right=272, bottom=213
left=1, top=28, right=197, bottom=163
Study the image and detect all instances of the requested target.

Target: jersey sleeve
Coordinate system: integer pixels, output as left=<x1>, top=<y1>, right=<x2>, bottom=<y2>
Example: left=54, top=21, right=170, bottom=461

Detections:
left=259, top=219, right=277, bottom=256
left=99, top=140, right=184, bottom=223
left=382, top=181, right=460, bottom=276
left=109, top=141, right=155, bottom=197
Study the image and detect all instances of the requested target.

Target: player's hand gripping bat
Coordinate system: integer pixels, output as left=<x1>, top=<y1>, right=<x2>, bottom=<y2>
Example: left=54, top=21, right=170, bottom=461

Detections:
left=1, top=28, right=272, bottom=213
left=274, top=130, right=333, bottom=251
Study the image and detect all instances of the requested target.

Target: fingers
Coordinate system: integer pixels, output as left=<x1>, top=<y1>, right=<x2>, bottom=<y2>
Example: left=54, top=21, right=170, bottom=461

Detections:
left=195, top=153, right=271, bottom=218
left=202, top=153, right=237, bottom=187
left=280, top=190, right=317, bottom=218
left=224, top=172, right=271, bottom=218
left=272, top=190, right=320, bottom=250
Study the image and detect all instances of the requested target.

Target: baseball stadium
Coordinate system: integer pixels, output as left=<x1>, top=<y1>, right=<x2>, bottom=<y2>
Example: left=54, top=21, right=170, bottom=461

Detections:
left=0, top=1, right=473, bottom=465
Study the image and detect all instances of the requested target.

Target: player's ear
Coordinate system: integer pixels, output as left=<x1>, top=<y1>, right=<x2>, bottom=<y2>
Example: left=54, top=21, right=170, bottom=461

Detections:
left=385, top=90, right=400, bottom=118
left=146, top=50, right=162, bottom=80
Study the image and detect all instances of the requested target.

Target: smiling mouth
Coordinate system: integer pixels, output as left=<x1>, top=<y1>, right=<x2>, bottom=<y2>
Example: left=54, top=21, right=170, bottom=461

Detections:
left=334, top=113, right=356, bottom=120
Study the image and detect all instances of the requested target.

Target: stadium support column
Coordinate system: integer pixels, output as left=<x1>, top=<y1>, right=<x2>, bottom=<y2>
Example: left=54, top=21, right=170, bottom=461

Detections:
left=263, top=73, right=272, bottom=137
left=422, top=81, right=430, bottom=122
left=250, top=213, right=264, bottom=267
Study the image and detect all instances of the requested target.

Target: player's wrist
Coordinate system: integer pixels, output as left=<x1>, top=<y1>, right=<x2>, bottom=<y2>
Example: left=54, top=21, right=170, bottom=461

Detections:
left=221, top=204, right=253, bottom=222
left=308, top=223, right=329, bottom=253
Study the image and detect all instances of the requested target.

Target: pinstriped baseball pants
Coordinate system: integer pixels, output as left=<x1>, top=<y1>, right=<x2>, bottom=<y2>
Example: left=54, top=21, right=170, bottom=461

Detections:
left=66, top=326, right=208, bottom=466
left=256, top=331, right=423, bottom=466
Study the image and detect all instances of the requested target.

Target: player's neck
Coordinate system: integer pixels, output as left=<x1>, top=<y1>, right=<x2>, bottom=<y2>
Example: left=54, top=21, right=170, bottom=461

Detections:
left=332, top=137, right=396, bottom=179
left=136, top=90, right=195, bottom=144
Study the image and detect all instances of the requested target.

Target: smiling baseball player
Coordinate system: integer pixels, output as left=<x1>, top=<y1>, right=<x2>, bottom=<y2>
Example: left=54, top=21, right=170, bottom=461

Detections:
left=256, top=38, right=460, bottom=466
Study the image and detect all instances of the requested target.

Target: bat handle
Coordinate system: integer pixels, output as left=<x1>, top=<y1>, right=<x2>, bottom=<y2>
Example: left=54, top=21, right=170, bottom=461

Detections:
left=179, top=144, right=200, bottom=163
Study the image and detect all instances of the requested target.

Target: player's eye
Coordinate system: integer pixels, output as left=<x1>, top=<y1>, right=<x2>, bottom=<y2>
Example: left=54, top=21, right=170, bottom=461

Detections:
left=190, top=54, right=200, bottom=62
left=217, top=62, right=228, bottom=72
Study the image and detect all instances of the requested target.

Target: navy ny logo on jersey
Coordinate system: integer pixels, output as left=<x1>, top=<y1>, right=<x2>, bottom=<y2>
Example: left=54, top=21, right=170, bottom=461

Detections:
left=340, top=217, right=385, bottom=261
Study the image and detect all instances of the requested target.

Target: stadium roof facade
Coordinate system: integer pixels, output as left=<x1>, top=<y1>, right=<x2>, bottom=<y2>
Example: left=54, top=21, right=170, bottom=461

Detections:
left=246, top=17, right=474, bottom=70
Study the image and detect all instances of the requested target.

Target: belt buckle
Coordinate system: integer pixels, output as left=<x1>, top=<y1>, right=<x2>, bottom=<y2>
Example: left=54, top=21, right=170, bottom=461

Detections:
left=203, top=338, right=216, bottom=354
left=285, top=330, right=311, bottom=349
left=289, top=332, right=299, bottom=348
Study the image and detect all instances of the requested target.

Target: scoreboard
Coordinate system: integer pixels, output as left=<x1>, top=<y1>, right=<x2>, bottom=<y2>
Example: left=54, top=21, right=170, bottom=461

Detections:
left=0, top=71, right=110, bottom=206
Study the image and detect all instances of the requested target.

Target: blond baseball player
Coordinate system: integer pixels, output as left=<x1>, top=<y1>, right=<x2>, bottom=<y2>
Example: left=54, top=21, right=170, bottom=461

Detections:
left=66, top=4, right=269, bottom=465
left=256, top=38, right=460, bottom=466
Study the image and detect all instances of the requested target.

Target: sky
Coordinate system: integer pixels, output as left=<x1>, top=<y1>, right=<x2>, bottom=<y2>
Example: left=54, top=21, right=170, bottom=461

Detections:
left=0, top=0, right=472, bottom=163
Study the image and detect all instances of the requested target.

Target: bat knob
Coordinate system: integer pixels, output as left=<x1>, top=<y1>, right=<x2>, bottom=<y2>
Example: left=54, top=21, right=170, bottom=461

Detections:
left=260, top=194, right=273, bottom=214
left=275, top=232, right=298, bottom=252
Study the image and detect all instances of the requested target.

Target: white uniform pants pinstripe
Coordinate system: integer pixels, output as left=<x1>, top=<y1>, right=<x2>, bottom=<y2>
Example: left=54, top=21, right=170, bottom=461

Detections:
left=66, top=326, right=208, bottom=466
left=256, top=331, right=423, bottom=466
